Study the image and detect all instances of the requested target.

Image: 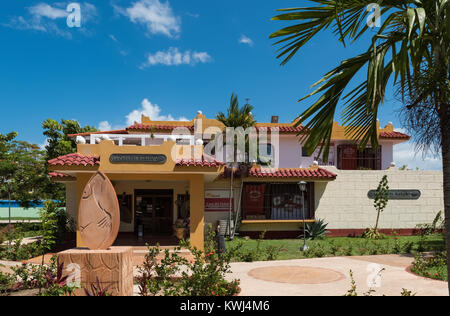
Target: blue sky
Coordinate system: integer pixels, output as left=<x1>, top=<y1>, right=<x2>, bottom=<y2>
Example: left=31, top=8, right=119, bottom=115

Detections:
left=0, top=0, right=442, bottom=169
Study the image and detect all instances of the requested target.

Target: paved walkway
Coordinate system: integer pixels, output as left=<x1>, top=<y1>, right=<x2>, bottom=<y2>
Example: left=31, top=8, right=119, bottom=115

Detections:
left=228, top=255, right=448, bottom=296
left=0, top=220, right=40, bottom=224
left=6, top=250, right=447, bottom=296
left=0, top=260, right=22, bottom=275
left=1, top=236, right=42, bottom=247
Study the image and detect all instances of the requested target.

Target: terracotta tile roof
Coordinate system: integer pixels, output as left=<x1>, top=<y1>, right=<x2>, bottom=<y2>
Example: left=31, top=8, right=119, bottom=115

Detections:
left=48, top=153, right=223, bottom=169
left=256, top=126, right=306, bottom=133
left=49, top=172, right=73, bottom=179
left=176, top=155, right=225, bottom=167
left=68, top=130, right=128, bottom=137
left=379, top=131, right=410, bottom=139
left=48, top=153, right=100, bottom=167
left=248, top=167, right=337, bottom=179
left=127, top=123, right=194, bottom=131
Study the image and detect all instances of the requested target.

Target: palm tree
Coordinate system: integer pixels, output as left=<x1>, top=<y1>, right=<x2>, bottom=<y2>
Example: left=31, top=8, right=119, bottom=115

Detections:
left=216, top=93, right=256, bottom=238
left=270, top=1, right=449, bottom=291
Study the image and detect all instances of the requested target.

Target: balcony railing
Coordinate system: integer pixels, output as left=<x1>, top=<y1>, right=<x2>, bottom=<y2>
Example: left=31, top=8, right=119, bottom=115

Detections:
left=84, top=134, right=195, bottom=146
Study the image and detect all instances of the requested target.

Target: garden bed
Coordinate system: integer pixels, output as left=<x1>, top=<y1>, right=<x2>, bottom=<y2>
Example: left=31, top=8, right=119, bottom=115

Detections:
left=226, top=234, right=446, bottom=262
left=409, top=251, right=448, bottom=281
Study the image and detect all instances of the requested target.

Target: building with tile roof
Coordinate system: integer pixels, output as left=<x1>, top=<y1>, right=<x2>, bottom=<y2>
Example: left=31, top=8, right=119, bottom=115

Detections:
left=52, top=111, right=414, bottom=248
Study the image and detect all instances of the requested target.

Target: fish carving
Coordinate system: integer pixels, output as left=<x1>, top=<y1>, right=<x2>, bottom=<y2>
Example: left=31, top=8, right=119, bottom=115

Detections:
left=78, top=172, right=120, bottom=250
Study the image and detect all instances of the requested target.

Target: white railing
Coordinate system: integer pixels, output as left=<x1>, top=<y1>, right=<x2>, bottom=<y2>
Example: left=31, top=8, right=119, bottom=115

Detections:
left=87, top=134, right=195, bottom=146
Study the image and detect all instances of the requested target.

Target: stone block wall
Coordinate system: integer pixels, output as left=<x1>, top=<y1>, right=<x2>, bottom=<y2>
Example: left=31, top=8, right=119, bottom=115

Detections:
left=315, top=167, right=444, bottom=230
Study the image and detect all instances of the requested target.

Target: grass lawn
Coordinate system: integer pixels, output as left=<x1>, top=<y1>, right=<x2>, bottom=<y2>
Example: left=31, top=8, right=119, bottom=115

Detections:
left=226, top=234, right=446, bottom=261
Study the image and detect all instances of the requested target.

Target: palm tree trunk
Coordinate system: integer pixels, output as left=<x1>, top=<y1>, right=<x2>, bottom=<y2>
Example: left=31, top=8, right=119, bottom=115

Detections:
left=440, top=110, right=450, bottom=295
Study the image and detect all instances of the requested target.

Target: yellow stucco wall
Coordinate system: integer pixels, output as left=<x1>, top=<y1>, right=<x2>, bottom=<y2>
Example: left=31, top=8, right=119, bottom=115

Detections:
left=74, top=172, right=207, bottom=250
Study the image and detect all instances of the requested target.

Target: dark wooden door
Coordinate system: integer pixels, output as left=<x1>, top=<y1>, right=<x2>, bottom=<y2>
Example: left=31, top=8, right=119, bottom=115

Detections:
left=338, top=144, right=357, bottom=170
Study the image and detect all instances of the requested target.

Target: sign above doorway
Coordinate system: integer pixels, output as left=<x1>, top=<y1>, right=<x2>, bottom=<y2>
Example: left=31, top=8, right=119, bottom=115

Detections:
left=109, top=154, right=167, bottom=164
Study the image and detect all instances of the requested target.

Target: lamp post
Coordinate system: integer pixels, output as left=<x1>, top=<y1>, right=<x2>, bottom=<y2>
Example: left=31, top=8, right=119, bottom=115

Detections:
left=298, top=181, right=308, bottom=251
left=5, top=179, right=12, bottom=248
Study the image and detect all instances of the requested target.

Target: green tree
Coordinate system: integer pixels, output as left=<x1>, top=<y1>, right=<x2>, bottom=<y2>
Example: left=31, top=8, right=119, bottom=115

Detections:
left=0, top=132, right=48, bottom=207
left=363, top=175, right=390, bottom=238
left=216, top=94, right=256, bottom=238
left=42, top=119, right=98, bottom=160
left=41, top=119, right=98, bottom=203
left=271, top=0, right=450, bottom=292
left=374, top=175, right=389, bottom=232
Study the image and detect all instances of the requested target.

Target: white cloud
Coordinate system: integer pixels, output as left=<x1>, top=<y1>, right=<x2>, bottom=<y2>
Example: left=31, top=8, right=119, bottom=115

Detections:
left=126, top=98, right=188, bottom=125
left=186, top=12, right=199, bottom=19
left=29, top=3, right=67, bottom=19
left=4, top=2, right=97, bottom=38
left=394, top=141, right=442, bottom=170
left=98, top=121, right=113, bottom=131
left=39, top=139, right=49, bottom=150
left=109, top=34, right=118, bottom=42
left=239, top=34, right=254, bottom=47
left=392, top=128, right=442, bottom=170
left=115, top=0, right=181, bottom=38
left=140, top=47, right=212, bottom=68
left=97, top=98, right=189, bottom=132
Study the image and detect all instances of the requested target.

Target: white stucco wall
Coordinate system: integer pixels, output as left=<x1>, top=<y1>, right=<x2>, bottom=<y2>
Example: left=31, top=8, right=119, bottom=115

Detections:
left=204, top=181, right=241, bottom=229
left=278, top=135, right=303, bottom=168
left=315, top=167, right=444, bottom=229
left=380, top=141, right=394, bottom=170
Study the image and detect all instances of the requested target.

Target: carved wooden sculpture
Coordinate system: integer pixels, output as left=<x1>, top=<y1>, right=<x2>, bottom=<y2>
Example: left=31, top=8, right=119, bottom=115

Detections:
left=78, top=172, right=120, bottom=250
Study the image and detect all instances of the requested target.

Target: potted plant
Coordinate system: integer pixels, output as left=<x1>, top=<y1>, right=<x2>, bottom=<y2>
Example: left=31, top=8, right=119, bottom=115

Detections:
left=174, top=219, right=186, bottom=240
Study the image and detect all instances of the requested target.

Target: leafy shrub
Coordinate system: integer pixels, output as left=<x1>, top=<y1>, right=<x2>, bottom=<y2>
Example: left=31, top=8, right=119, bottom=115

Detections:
left=265, top=245, right=283, bottom=260
left=227, top=232, right=283, bottom=262
left=401, top=288, right=416, bottom=296
left=0, top=270, right=14, bottom=295
left=343, top=269, right=417, bottom=296
left=304, top=219, right=328, bottom=240
left=411, top=251, right=447, bottom=281
left=6, top=256, right=77, bottom=296
left=416, top=211, right=444, bottom=236
left=0, top=236, right=42, bottom=261
left=137, top=241, right=240, bottom=296
left=40, top=201, right=61, bottom=253
left=362, top=228, right=385, bottom=239
left=38, top=259, right=77, bottom=297
left=84, top=277, right=111, bottom=296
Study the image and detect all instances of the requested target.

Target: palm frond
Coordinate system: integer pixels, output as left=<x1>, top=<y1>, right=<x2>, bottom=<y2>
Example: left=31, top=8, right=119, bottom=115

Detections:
left=271, top=0, right=448, bottom=161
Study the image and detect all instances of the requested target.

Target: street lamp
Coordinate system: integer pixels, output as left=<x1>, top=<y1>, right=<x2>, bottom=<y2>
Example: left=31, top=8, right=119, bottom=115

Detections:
left=5, top=179, right=12, bottom=248
left=298, top=181, right=308, bottom=251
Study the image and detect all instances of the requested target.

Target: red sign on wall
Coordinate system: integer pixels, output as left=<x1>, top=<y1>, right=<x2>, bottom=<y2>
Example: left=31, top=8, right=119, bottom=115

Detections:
left=205, top=191, right=233, bottom=212
left=244, top=184, right=265, bottom=215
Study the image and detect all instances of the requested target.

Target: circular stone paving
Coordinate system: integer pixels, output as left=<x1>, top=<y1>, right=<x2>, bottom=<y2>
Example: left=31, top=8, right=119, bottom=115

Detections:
left=248, top=266, right=345, bottom=284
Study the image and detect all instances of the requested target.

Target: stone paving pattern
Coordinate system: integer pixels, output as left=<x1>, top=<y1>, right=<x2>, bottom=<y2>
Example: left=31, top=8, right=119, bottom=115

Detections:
left=228, top=254, right=448, bottom=296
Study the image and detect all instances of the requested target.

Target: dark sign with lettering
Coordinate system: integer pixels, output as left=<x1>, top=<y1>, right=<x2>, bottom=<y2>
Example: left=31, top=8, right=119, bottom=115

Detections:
left=110, top=154, right=167, bottom=164
left=367, top=190, right=421, bottom=200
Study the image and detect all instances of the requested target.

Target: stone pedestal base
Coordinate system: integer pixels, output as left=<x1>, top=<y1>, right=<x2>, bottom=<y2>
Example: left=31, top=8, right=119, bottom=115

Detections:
left=57, top=246, right=133, bottom=296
